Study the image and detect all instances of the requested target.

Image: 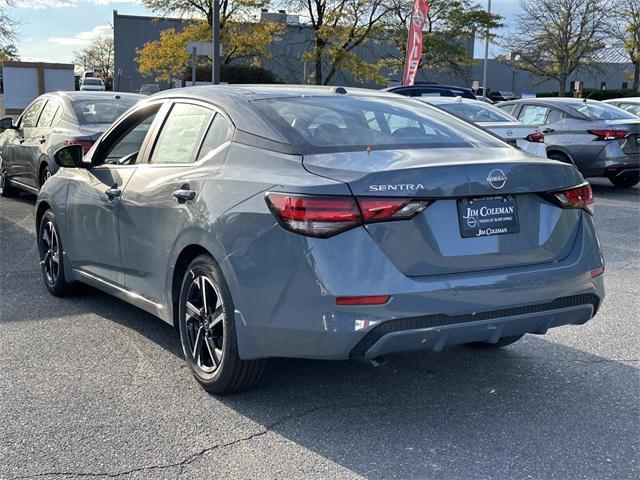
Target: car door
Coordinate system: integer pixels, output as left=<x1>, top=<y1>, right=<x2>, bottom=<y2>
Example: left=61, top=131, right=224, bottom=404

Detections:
left=5, top=98, right=45, bottom=188
left=32, top=99, right=61, bottom=185
left=64, top=102, right=166, bottom=286
left=118, top=101, right=232, bottom=306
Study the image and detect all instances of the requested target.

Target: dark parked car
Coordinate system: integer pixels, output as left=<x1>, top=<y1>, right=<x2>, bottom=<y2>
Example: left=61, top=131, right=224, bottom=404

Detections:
left=386, top=84, right=476, bottom=99
left=0, top=91, right=142, bottom=195
left=36, top=85, right=604, bottom=394
left=489, top=91, right=519, bottom=102
left=497, top=98, right=640, bottom=187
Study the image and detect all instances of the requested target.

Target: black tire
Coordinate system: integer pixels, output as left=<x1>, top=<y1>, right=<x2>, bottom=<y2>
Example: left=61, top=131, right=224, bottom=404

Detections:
left=0, top=156, right=19, bottom=197
left=467, top=334, right=524, bottom=349
left=39, top=164, right=53, bottom=188
left=178, top=254, right=265, bottom=394
left=609, top=174, right=639, bottom=188
left=38, top=210, right=75, bottom=296
left=548, top=151, right=573, bottom=165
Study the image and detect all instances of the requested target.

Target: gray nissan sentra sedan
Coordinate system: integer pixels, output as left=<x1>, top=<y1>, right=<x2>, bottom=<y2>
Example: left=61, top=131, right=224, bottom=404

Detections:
left=35, top=86, right=605, bottom=394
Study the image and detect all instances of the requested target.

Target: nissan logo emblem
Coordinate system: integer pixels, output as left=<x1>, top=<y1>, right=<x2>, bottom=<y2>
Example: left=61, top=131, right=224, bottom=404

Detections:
left=487, top=169, right=507, bottom=190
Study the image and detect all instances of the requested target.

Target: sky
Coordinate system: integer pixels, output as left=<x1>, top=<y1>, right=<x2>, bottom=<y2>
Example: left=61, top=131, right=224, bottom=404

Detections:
left=8, top=0, right=523, bottom=64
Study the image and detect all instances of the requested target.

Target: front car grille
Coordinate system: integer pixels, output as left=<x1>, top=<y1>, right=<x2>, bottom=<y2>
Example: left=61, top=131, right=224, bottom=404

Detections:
left=349, top=294, right=599, bottom=359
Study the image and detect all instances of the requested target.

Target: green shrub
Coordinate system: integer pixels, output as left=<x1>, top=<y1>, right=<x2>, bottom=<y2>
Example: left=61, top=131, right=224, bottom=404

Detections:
left=184, top=63, right=281, bottom=84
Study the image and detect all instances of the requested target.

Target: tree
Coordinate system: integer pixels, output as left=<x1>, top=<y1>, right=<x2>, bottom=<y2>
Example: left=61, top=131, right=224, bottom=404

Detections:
left=136, top=20, right=284, bottom=82
left=507, top=0, right=613, bottom=97
left=74, top=37, right=114, bottom=77
left=281, top=0, right=388, bottom=85
left=138, top=1, right=284, bottom=82
left=383, top=0, right=502, bottom=80
left=0, top=43, right=18, bottom=62
left=612, top=0, right=640, bottom=91
left=1, top=0, right=17, bottom=48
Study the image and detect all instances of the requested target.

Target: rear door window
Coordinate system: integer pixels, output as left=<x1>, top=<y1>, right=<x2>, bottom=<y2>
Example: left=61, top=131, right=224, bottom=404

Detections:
left=37, top=101, right=60, bottom=128
left=617, top=103, right=640, bottom=116
left=150, top=103, right=214, bottom=164
left=197, top=114, right=231, bottom=161
left=518, top=105, right=550, bottom=125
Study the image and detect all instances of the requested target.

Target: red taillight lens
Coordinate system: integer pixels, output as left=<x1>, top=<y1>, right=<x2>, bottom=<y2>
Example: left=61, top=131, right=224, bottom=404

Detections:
left=265, top=194, right=431, bottom=238
left=358, top=197, right=431, bottom=223
left=550, top=183, right=594, bottom=214
left=64, top=138, right=94, bottom=154
left=587, top=129, right=628, bottom=141
left=265, top=193, right=361, bottom=238
left=336, top=295, right=391, bottom=306
left=526, top=131, right=545, bottom=143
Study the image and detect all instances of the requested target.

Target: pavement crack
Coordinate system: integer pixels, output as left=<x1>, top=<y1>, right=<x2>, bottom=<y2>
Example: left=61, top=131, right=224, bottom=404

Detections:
left=8, top=406, right=320, bottom=480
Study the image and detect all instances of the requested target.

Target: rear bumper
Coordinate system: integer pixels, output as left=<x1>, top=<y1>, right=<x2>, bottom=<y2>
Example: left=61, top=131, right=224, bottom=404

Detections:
left=352, top=294, right=597, bottom=359
left=224, top=210, right=605, bottom=361
left=588, top=151, right=640, bottom=177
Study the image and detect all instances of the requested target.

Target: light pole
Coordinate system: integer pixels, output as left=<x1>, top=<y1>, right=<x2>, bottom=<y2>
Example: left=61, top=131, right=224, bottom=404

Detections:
left=482, top=0, right=492, bottom=95
left=212, top=0, right=220, bottom=84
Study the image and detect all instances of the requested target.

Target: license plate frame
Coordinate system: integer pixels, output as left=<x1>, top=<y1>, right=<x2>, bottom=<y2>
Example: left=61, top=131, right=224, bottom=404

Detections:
left=457, top=195, right=519, bottom=238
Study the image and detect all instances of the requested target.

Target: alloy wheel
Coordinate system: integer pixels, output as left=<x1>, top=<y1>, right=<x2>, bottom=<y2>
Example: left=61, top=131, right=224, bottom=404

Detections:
left=42, top=167, right=52, bottom=185
left=41, top=221, right=60, bottom=285
left=184, top=274, right=225, bottom=374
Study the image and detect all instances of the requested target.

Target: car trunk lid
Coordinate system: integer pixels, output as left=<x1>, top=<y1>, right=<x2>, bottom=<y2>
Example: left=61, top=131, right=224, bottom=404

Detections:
left=303, top=147, right=586, bottom=276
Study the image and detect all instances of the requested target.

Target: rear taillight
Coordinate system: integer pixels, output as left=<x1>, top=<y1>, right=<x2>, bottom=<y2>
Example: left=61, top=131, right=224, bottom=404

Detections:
left=526, top=132, right=544, bottom=143
left=547, top=183, right=594, bottom=214
left=587, top=129, right=628, bottom=141
left=64, top=138, right=94, bottom=154
left=265, top=193, right=431, bottom=238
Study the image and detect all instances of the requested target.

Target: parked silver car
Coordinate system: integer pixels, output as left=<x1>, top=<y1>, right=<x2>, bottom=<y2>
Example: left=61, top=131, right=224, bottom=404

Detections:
left=603, top=97, right=640, bottom=117
left=0, top=91, right=143, bottom=195
left=36, top=86, right=604, bottom=394
left=497, top=98, right=640, bottom=188
left=416, top=96, right=547, bottom=157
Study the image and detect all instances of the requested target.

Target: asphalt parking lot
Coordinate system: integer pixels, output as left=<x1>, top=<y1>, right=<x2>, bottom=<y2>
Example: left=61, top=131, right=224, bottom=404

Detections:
left=0, top=179, right=638, bottom=480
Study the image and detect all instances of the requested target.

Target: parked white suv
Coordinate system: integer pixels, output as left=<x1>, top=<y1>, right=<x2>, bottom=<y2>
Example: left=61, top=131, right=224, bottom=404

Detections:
left=80, top=78, right=105, bottom=92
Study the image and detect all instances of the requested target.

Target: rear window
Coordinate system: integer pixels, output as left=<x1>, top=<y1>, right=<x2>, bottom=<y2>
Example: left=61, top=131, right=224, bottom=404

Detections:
left=83, top=78, right=103, bottom=86
left=72, top=98, right=138, bottom=125
left=252, top=95, right=505, bottom=153
left=438, top=102, right=517, bottom=123
left=570, top=102, right=636, bottom=121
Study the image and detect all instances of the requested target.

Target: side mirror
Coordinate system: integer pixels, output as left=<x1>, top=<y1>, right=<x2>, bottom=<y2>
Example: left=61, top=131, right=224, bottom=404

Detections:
left=54, top=144, right=84, bottom=168
left=0, top=117, right=15, bottom=130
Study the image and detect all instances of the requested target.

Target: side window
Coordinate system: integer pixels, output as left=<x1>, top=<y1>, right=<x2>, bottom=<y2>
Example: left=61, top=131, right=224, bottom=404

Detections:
left=150, top=103, right=214, bottom=164
left=619, top=103, right=640, bottom=116
left=20, top=100, right=45, bottom=128
left=37, top=101, right=60, bottom=128
left=496, top=104, right=516, bottom=115
left=197, top=114, right=231, bottom=161
left=99, top=106, right=161, bottom=165
left=546, top=108, right=564, bottom=124
left=518, top=105, right=550, bottom=125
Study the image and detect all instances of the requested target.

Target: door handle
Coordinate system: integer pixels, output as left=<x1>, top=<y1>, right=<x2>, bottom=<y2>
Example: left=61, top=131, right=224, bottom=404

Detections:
left=542, top=128, right=555, bottom=134
left=172, top=188, right=196, bottom=203
left=105, top=187, right=122, bottom=200
left=38, top=136, right=46, bottom=144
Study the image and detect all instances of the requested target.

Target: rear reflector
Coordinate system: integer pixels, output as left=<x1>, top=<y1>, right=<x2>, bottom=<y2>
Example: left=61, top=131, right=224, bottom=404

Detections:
left=526, top=132, right=544, bottom=143
left=336, top=295, right=390, bottom=306
left=266, top=193, right=431, bottom=238
left=64, top=138, right=94, bottom=154
left=587, top=129, right=628, bottom=141
left=358, top=197, right=431, bottom=223
left=591, top=267, right=605, bottom=278
left=548, top=183, right=594, bottom=214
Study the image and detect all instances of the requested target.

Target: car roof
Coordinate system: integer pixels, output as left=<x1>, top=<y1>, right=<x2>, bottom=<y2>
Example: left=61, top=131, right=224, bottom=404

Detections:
left=416, top=97, right=486, bottom=106
left=603, top=97, right=640, bottom=103
left=45, top=91, right=144, bottom=102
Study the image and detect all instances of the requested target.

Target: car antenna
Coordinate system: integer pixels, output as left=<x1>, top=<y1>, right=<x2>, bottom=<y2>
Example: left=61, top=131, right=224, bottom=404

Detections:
left=583, top=91, right=595, bottom=103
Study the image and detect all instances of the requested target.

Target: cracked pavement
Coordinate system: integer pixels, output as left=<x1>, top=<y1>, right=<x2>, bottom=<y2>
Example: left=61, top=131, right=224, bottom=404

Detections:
left=1, top=179, right=638, bottom=480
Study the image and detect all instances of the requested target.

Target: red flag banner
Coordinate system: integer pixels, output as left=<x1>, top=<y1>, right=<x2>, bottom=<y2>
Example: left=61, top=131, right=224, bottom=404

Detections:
left=403, top=0, right=430, bottom=86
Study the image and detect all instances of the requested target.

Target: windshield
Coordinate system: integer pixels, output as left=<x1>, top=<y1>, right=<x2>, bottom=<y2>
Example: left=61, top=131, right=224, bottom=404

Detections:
left=438, top=102, right=517, bottom=123
left=570, top=102, right=637, bottom=121
left=72, top=98, right=138, bottom=125
left=252, top=95, right=506, bottom=153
